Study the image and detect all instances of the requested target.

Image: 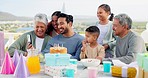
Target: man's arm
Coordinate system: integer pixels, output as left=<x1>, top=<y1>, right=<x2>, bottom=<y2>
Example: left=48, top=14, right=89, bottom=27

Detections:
left=8, top=34, right=27, bottom=56
left=111, top=36, right=146, bottom=64
left=108, top=32, right=117, bottom=49
left=70, top=41, right=82, bottom=61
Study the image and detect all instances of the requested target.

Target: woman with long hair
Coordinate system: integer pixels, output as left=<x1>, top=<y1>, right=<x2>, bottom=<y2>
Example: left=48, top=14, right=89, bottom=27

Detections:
left=46, top=11, right=61, bottom=37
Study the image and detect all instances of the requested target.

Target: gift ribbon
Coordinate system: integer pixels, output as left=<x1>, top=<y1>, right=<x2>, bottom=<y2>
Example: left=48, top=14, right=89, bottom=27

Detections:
left=122, top=66, right=128, bottom=77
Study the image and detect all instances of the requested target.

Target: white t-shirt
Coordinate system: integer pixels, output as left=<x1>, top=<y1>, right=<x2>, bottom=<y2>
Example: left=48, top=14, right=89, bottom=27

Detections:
left=97, top=21, right=112, bottom=45
left=35, top=36, right=44, bottom=52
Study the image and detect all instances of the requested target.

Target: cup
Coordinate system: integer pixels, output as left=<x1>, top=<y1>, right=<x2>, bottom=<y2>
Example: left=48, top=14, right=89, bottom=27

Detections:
left=88, top=67, right=97, bottom=78
left=103, top=61, right=111, bottom=73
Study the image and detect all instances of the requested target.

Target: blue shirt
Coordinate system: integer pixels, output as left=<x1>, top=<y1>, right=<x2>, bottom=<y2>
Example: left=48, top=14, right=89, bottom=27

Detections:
left=42, top=33, right=84, bottom=60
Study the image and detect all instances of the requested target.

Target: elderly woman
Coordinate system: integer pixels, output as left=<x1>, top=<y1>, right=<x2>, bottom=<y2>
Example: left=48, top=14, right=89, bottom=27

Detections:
left=8, top=13, right=52, bottom=57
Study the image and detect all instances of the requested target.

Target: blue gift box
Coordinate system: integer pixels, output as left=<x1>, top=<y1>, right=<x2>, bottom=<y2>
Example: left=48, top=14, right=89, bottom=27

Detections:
left=137, top=53, right=148, bottom=67
left=69, top=59, right=78, bottom=64
left=143, top=57, right=148, bottom=72
left=137, top=53, right=145, bottom=67
left=45, top=53, right=71, bottom=66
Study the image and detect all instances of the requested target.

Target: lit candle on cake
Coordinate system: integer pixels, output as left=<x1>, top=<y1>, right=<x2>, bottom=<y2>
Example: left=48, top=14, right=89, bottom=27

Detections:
left=0, top=31, right=5, bottom=66
left=50, top=43, right=67, bottom=54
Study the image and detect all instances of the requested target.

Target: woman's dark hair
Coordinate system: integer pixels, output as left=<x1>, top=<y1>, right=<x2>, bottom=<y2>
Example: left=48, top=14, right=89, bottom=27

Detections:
left=51, top=11, right=61, bottom=17
left=99, top=4, right=114, bottom=21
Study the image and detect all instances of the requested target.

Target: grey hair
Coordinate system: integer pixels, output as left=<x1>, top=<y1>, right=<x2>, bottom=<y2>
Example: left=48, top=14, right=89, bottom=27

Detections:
left=34, top=13, right=48, bottom=26
left=114, top=14, right=132, bottom=29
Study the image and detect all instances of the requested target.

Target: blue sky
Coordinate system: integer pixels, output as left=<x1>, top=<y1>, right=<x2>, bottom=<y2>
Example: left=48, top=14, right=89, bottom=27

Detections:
left=0, top=0, right=148, bottom=21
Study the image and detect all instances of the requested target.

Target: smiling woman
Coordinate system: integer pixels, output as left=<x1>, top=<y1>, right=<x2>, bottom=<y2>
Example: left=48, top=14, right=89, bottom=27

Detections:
left=7, top=13, right=52, bottom=57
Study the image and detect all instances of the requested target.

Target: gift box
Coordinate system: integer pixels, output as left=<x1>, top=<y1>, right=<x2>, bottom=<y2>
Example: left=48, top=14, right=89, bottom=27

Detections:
left=111, top=66, right=137, bottom=78
left=69, top=59, right=78, bottom=72
left=44, top=65, right=63, bottom=76
left=138, top=68, right=148, bottom=78
left=143, top=57, right=148, bottom=78
left=138, top=66, right=144, bottom=78
left=45, top=53, right=71, bottom=66
left=137, top=53, right=148, bottom=68
left=0, top=31, right=5, bottom=66
left=44, top=64, right=76, bottom=77
left=144, top=71, right=148, bottom=78
left=137, top=53, right=148, bottom=78
left=143, top=57, right=148, bottom=72
left=137, top=53, right=145, bottom=67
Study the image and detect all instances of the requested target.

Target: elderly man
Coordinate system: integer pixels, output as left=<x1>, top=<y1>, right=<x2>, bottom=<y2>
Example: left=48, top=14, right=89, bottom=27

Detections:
left=43, top=13, right=84, bottom=61
left=111, top=13, right=146, bottom=64
left=8, top=13, right=52, bottom=56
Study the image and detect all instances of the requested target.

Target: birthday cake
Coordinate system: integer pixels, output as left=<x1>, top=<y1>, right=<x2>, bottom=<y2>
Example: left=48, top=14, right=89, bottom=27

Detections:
left=50, top=47, right=67, bottom=54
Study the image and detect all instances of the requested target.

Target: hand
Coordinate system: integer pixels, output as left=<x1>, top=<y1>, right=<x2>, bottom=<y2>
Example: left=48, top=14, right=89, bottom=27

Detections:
left=103, top=44, right=109, bottom=50
left=27, top=43, right=34, bottom=49
left=82, top=39, right=87, bottom=48
left=23, top=52, right=28, bottom=57
left=81, top=47, right=85, bottom=53
left=81, top=39, right=87, bottom=52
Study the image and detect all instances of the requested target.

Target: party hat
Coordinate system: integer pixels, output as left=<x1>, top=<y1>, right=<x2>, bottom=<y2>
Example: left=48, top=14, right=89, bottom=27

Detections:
left=14, top=53, right=30, bottom=78
left=12, top=49, right=20, bottom=67
left=1, top=51, right=15, bottom=74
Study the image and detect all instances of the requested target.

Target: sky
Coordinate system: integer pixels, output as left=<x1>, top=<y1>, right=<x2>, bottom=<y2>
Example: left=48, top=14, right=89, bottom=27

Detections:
left=0, top=0, right=148, bottom=21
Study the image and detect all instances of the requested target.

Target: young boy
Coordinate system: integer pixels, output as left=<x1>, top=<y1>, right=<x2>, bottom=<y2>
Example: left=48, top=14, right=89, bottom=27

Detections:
left=80, top=26, right=105, bottom=61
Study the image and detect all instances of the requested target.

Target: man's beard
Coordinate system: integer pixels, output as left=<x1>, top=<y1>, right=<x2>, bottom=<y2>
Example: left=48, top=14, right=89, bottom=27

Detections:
left=61, top=28, right=68, bottom=34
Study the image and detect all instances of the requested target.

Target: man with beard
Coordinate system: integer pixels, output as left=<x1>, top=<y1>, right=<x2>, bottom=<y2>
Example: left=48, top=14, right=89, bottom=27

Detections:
left=42, top=13, right=84, bottom=61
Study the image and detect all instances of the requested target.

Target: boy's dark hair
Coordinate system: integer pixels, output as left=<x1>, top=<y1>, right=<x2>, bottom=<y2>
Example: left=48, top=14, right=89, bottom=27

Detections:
left=58, top=13, right=70, bottom=23
left=85, top=26, right=100, bottom=37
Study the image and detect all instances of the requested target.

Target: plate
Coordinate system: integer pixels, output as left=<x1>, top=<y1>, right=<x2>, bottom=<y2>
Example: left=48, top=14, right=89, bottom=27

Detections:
left=80, top=59, right=101, bottom=67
